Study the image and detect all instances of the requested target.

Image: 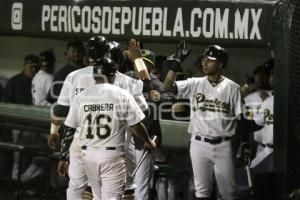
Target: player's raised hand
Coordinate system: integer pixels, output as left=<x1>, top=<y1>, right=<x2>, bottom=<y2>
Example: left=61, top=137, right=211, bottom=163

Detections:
left=58, top=160, right=69, bottom=176
left=48, top=133, right=59, bottom=149
left=127, top=39, right=142, bottom=61
left=176, top=40, right=191, bottom=63
left=167, top=40, right=191, bottom=64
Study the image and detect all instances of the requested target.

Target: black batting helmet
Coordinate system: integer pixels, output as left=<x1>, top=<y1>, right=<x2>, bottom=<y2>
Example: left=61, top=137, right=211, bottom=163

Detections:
left=108, top=41, right=125, bottom=66
left=87, top=36, right=110, bottom=61
left=93, top=57, right=117, bottom=77
left=40, top=50, right=55, bottom=66
left=203, top=45, right=228, bottom=67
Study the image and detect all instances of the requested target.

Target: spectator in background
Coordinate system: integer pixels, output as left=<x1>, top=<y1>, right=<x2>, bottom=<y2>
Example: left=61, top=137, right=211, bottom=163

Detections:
left=3, top=54, right=40, bottom=104
left=46, top=40, right=85, bottom=103
left=1, top=54, right=44, bottom=185
left=32, top=49, right=56, bottom=106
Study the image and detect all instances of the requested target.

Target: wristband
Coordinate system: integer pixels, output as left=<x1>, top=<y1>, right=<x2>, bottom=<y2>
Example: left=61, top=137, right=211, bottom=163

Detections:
left=134, top=58, right=147, bottom=72
left=50, top=123, right=60, bottom=135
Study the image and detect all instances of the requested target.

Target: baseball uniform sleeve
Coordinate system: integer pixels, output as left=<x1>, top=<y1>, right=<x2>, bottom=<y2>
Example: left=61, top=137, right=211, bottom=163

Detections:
left=129, top=78, right=149, bottom=111
left=123, top=92, right=145, bottom=126
left=176, top=78, right=195, bottom=99
left=233, top=88, right=243, bottom=117
left=57, top=74, right=73, bottom=106
left=64, top=96, right=80, bottom=129
left=131, top=78, right=143, bottom=96
left=134, top=94, right=149, bottom=112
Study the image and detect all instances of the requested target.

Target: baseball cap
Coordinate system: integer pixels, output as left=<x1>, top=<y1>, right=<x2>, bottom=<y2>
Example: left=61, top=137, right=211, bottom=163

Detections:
left=253, top=58, right=274, bottom=74
left=141, top=49, right=155, bottom=67
left=24, top=54, right=40, bottom=65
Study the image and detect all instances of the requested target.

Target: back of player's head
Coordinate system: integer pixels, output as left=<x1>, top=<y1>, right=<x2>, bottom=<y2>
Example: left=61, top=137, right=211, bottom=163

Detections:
left=87, top=36, right=110, bottom=62
left=93, top=57, right=116, bottom=78
left=40, top=50, right=55, bottom=67
left=108, top=41, right=125, bottom=66
left=203, top=45, right=228, bottom=67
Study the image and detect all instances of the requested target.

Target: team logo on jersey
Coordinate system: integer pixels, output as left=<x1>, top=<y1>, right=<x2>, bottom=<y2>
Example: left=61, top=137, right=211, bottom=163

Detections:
left=264, top=109, right=273, bottom=125
left=192, top=93, right=230, bottom=113
left=244, top=104, right=260, bottom=120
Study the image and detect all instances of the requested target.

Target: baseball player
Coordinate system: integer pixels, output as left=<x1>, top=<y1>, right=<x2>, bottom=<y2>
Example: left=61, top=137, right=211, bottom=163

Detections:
left=163, top=45, right=242, bottom=200
left=126, top=46, right=163, bottom=200
left=63, top=57, right=156, bottom=200
left=49, top=36, right=149, bottom=199
left=31, top=50, right=55, bottom=106
left=242, top=63, right=274, bottom=172
left=242, top=60, right=274, bottom=169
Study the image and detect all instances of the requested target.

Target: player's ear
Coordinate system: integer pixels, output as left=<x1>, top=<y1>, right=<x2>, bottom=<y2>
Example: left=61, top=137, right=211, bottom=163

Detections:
left=109, top=74, right=116, bottom=84
left=218, top=61, right=223, bottom=69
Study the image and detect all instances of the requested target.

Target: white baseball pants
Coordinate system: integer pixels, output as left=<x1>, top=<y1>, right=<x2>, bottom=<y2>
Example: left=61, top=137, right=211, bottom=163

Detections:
left=134, top=148, right=153, bottom=200
left=82, top=147, right=126, bottom=200
left=67, top=137, right=89, bottom=200
left=190, top=136, right=237, bottom=200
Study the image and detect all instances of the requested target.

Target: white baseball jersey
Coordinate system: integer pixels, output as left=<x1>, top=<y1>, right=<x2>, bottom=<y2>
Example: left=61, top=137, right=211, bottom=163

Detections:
left=176, top=76, right=242, bottom=137
left=31, top=70, right=53, bottom=106
left=64, top=84, right=145, bottom=148
left=57, top=66, right=145, bottom=108
left=244, top=90, right=272, bottom=144
left=254, top=95, right=274, bottom=145
left=57, top=66, right=147, bottom=138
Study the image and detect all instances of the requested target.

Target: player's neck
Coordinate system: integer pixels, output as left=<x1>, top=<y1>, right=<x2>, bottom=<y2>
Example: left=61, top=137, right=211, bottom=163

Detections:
left=95, top=79, right=107, bottom=84
left=207, top=73, right=223, bottom=82
left=207, top=73, right=224, bottom=87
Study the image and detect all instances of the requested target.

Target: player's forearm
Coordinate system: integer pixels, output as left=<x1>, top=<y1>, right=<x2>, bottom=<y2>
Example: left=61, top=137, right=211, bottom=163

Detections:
left=59, top=124, right=76, bottom=161
left=163, top=70, right=177, bottom=92
left=130, top=122, right=152, bottom=146
left=50, top=104, right=70, bottom=135
left=133, top=60, right=151, bottom=80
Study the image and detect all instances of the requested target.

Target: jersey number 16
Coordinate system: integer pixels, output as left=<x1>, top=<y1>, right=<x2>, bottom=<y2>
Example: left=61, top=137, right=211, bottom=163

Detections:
left=85, top=113, right=111, bottom=139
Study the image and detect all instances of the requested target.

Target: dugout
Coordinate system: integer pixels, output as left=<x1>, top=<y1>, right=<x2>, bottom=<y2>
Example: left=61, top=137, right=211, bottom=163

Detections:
left=0, top=0, right=298, bottom=199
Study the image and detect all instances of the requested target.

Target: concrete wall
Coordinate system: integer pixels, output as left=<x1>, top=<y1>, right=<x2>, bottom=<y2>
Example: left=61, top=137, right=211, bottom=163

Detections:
left=0, top=36, right=272, bottom=85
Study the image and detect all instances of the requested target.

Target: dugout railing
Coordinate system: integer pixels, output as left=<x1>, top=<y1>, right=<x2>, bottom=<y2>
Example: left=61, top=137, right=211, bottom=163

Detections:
left=0, top=103, right=60, bottom=199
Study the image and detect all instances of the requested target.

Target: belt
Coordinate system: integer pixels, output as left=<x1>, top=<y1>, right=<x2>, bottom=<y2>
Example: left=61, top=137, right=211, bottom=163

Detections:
left=195, top=135, right=231, bottom=145
left=81, top=146, right=122, bottom=151
left=260, top=143, right=274, bottom=149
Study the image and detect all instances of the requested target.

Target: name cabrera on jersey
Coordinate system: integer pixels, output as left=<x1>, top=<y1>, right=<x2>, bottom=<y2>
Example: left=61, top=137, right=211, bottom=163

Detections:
left=254, top=95, right=274, bottom=145
left=176, top=76, right=242, bottom=137
left=64, top=84, right=145, bottom=148
left=57, top=66, right=145, bottom=110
